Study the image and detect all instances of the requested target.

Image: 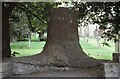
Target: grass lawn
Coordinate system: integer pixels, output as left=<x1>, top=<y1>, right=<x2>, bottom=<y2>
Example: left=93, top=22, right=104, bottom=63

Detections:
left=10, top=41, right=46, bottom=57
left=10, top=38, right=115, bottom=60
left=80, top=38, right=115, bottom=60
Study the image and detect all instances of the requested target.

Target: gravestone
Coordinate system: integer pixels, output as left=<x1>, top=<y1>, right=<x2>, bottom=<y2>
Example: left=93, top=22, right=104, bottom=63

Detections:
left=104, top=63, right=119, bottom=79
left=113, top=53, right=120, bottom=63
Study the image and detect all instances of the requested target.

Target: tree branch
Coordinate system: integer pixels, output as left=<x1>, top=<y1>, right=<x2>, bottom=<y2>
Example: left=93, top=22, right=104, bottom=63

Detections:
left=25, top=11, right=34, bottom=32
left=16, top=3, right=46, bottom=24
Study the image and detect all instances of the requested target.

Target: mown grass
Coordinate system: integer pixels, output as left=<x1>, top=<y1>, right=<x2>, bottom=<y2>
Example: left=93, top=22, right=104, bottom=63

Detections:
left=10, top=41, right=45, bottom=57
left=80, top=38, right=115, bottom=60
left=10, top=38, right=115, bottom=60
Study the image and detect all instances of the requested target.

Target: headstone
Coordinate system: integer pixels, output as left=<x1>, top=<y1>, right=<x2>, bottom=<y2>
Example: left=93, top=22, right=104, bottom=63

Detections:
left=104, top=63, right=119, bottom=79
left=113, top=53, right=120, bottom=63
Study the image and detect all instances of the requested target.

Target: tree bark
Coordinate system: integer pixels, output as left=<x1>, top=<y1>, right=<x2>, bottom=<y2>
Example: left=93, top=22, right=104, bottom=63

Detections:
left=2, top=2, right=16, bottom=58
left=2, top=5, right=11, bottom=57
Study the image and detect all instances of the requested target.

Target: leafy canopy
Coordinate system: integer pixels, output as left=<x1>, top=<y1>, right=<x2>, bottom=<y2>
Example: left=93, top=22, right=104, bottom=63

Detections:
left=10, top=2, right=120, bottom=43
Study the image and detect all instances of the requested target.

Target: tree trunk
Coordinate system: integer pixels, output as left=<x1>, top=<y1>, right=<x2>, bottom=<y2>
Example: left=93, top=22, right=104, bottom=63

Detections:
left=2, top=2, right=16, bottom=58
left=2, top=7, right=11, bottom=57
left=40, top=8, right=102, bottom=67
left=0, top=2, right=2, bottom=61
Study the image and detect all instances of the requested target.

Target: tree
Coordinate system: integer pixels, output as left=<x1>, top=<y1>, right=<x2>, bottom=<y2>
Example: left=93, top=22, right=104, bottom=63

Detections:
left=79, top=2, right=120, bottom=51
left=73, top=2, right=120, bottom=42
left=10, top=8, right=30, bottom=42
left=2, top=2, right=17, bottom=57
left=38, top=8, right=101, bottom=67
left=10, top=2, right=59, bottom=41
left=91, top=2, right=119, bottom=42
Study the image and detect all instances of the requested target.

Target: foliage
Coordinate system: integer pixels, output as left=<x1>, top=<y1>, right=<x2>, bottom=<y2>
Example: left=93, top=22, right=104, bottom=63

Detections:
left=73, top=2, right=120, bottom=42
left=10, top=8, right=29, bottom=41
left=10, top=2, right=59, bottom=41
left=10, top=2, right=120, bottom=43
left=101, top=42, right=111, bottom=47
